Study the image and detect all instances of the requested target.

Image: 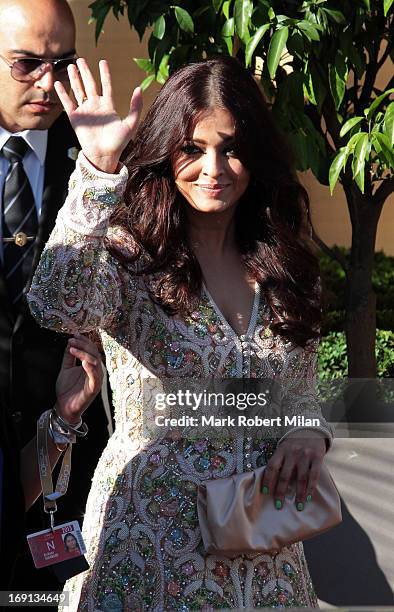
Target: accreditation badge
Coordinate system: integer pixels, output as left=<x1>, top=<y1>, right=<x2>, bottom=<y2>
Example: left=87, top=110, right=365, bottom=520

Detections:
left=27, top=520, right=89, bottom=580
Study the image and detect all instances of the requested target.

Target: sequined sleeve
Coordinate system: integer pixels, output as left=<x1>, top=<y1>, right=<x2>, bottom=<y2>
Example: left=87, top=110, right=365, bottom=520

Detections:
left=27, top=153, right=129, bottom=333
left=277, top=340, right=334, bottom=449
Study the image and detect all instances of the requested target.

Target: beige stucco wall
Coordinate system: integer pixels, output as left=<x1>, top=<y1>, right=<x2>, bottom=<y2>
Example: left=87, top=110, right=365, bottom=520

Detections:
left=68, top=1, right=394, bottom=255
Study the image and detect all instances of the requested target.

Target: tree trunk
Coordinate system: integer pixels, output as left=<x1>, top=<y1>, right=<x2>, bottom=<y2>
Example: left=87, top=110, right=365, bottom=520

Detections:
left=343, top=183, right=383, bottom=378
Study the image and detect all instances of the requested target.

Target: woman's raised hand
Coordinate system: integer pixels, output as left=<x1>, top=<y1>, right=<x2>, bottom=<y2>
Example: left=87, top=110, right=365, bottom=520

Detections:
left=55, top=58, right=143, bottom=173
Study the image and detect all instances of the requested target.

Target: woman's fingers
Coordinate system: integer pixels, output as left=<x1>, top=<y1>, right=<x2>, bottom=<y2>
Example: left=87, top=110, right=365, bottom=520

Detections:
left=67, top=63, right=87, bottom=106
left=306, top=457, right=322, bottom=501
left=125, top=86, right=143, bottom=134
left=273, top=457, right=296, bottom=509
left=99, top=59, right=114, bottom=104
left=54, top=80, right=76, bottom=115
left=261, top=451, right=283, bottom=497
left=261, top=435, right=326, bottom=510
left=76, top=58, right=98, bottom=98
left=295, top=459, right=311, bottom=509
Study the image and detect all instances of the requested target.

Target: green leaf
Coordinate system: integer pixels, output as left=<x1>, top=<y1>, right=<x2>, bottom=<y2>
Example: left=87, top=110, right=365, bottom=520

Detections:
left=309, top=61, right=327, bottom=114
left=351, top=133, right=368, bottom=178
left=348, top=45, right=366, bottom=80
left=384, top=102, right=394, bottom=147
left=345, top=131, right=365, bottom=154
left=267, top=27, right=289, bottom=80
left=193, top=6, right=210, bottom=17
left=285, top=72, right=306, bottom=111
left=287, top=31, right=304, bottom=59
left=329, top=147, right=348, bottom=194
left=222, top=17, right=235, bottom=37
left=245, top=24, right=270, bottom=67
left=153, top=15, right=166, bottom=40
left=234, top=0, right=253, bottom=42
left=268, top=6, right=275, bottom=20
left=140, top=74, right=155, bottom=91
left=329, top=51, right=348, bottom=110
left=222, top=17, right=234, bottom=54
left=287, top=132, right=309, bottom=171
left=322, top=8, right=346, bottom=23
left=133, top=57, right=154, bottom=72
left=339, top=116, right=364, bottom=138
left=303, top=62, right=316, bottom=105
left=173, top=6, right=194, bottom=33
left=373, top=132, right=394, bottom=168
left=212, top=0, right=222, bottom=11
left=297, top=20, right=320, bottom=41
left=384, top=0, right=394, bottom=16
left=157, top=53, right=169, bottom=83
left=91, top=3, right=111, bottom=43
left=354, top=168, right=365, bottom=194
left=366, top=88, right=394, bottom=120
left=222, top=0, right=231, bottom=19
left=222, top=37, right=233, bottom=54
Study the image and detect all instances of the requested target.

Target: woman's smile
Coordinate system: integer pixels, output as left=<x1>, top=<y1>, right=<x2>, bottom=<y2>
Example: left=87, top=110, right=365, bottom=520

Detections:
left=174, top=107, right=250, bottom=214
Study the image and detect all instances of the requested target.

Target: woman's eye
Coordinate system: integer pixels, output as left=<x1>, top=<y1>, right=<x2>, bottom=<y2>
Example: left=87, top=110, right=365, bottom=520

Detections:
left=180, top=144, right=201, bottom=155
left=224, top=148, right=237, bottom=157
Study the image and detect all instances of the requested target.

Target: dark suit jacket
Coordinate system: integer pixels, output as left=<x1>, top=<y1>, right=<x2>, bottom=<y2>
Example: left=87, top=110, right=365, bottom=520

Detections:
left=0, top=395, right=25, bottom=589
left=0, top=113, right=80, bottom=444
left=0, top=114, right=110, bottom=588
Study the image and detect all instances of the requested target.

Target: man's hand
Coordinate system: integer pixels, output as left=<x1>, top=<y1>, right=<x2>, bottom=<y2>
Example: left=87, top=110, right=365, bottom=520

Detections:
left=55, top=333, right=103, bottom=424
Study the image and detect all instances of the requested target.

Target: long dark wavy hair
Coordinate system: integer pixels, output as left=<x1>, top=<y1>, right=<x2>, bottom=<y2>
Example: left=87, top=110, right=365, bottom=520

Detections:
left=106, top=56, right=321, bottom=347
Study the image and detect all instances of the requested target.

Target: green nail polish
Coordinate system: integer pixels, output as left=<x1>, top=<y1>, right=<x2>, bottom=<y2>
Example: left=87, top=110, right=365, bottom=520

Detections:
left=262, top=485, right=269, bottom=495
left=275, top=499, right=282, bottom=510
left=296, top=502, right=304, bottom=511
left=306, top=494, right=312, bottom=503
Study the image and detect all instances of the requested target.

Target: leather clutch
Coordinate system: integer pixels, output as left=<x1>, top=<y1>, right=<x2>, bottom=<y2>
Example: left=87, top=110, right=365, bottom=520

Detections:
left=197, top=463, right=342, bottom=557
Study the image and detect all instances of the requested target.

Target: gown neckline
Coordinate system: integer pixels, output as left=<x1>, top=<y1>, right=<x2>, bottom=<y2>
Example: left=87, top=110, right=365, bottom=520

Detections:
left=203, top=281, right=260, bottom=341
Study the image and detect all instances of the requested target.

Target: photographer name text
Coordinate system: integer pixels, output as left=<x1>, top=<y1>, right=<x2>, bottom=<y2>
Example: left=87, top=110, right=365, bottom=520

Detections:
left=154, top=415, right=321, bottom=428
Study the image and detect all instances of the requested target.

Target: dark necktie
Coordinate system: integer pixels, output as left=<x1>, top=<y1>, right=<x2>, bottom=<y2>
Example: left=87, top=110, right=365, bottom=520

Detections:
left=1, top=136, right=38, bottom=304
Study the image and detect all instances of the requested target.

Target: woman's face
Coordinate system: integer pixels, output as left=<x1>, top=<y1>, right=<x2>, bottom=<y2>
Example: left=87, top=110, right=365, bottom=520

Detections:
left=173, top=107, right=250, bottom=215
left=65, top=534, right=77, bottom=551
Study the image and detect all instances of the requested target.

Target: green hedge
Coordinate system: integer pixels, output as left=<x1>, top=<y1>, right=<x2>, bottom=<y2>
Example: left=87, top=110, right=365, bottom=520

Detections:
left=319, top=249, right=394, bottom=334
left=318, top=330, right=394, bottom=379
left=318, top=250, right=394, bottom=377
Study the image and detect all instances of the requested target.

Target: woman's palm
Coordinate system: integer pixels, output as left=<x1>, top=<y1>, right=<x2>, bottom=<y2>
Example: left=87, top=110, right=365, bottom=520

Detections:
left=55, top=59, right=143, bottom=171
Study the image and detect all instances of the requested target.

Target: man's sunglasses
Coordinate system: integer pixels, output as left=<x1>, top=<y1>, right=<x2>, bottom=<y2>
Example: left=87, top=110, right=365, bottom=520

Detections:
left=0, top=54, right=77, bottom=82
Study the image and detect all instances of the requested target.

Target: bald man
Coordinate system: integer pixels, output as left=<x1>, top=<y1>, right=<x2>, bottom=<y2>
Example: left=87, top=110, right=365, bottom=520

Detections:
left=0, top=0, right=109, bottom=589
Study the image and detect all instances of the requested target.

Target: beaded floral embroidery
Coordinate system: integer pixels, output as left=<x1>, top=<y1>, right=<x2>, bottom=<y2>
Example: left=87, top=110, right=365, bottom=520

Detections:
left=28, top=154, right=331, bottom=612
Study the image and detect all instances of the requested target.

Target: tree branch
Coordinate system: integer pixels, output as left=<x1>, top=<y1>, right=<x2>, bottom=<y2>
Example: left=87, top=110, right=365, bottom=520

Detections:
left=384, top=74, right=394, bottom=92
left=311, top=228, right=349, bottom=272
left=377, top=42, right=391, bottom=71
left=374, top=176, right=394, bottom=206
left=303, top=105, right=336, bottom=155
left=357, top=44, right=380, bottom=113
left=322, top=96, right=342, bottom=150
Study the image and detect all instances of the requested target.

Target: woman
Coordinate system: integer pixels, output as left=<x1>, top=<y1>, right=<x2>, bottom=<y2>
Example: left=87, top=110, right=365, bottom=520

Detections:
left=64, top=533, right=81, bottom=555
left=28, top=56, right=332, bottom=610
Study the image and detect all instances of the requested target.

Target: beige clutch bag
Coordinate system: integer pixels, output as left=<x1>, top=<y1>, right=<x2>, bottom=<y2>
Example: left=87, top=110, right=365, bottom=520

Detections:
left=197, top=464, right=341, bottom=557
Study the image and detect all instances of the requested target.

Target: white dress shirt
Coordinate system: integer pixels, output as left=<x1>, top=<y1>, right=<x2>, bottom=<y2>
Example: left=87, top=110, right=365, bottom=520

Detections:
left=0, top=127, right=48, bottom=260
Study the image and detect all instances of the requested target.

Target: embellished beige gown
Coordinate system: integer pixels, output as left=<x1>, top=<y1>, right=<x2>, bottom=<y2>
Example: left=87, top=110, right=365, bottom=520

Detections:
left=28, top=155, right=332, bottom=611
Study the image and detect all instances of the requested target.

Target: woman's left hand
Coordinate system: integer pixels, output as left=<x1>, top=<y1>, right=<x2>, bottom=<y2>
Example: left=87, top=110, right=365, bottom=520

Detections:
left=260, top=430, right=327, bottom=510
left=55, top=334, right=103, bottom=424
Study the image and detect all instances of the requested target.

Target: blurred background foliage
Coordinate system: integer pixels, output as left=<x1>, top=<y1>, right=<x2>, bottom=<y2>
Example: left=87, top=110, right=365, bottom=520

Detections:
left=319, top=249, right=394, bottom=377
left=89, top=0, right=394, bottom=377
